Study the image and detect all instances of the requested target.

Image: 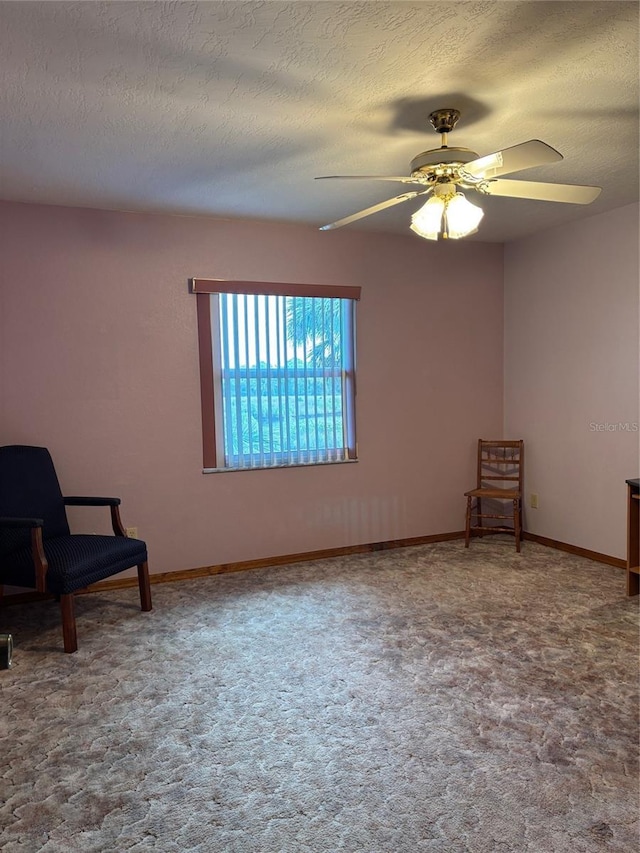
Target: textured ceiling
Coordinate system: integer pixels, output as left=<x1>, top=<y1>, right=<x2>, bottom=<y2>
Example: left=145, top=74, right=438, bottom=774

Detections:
left=0, top=1, right=638, bottom=242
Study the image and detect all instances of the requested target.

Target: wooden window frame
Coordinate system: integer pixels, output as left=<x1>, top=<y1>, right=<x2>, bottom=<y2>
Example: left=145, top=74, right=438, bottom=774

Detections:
left=191, top=278, right=361, bottom=471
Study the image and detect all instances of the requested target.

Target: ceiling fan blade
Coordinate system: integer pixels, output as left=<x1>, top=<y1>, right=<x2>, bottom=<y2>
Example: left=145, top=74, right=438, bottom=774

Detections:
left=316, top=175, right=422, bottom=184
left=462, top=140, right=563, bottom=180
left=319, top=189, right=432, bottom=231
left=480, top=179, right=601, bottom=204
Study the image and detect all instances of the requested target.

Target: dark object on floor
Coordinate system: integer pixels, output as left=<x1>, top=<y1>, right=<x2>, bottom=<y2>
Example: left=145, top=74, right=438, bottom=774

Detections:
left=464, top=439, right=524, bottom=552
left=0, top=445, right=152, bottom=653
left=0, top=633, right=12, bottom=669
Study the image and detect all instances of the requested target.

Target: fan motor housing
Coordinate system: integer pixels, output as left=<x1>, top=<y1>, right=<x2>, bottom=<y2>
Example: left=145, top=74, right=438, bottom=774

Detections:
left=410, top=146, right=479, bottom=175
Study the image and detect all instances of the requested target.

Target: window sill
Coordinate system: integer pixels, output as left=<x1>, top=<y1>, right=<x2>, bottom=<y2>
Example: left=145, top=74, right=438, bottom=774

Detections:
left=203, top=458, right=358, bottom=474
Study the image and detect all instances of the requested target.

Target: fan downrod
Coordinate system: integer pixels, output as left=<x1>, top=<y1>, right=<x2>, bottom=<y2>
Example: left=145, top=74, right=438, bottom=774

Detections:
left=429, top=108, right=461, bottom=134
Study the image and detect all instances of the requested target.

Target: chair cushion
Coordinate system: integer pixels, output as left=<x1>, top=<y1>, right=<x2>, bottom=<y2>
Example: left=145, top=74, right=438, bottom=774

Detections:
left=0, top=534, right=147, bottom=595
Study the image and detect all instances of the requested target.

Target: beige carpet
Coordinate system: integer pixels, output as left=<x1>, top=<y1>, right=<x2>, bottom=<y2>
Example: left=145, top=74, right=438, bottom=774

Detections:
left=1, top=540, right=638, bottom=852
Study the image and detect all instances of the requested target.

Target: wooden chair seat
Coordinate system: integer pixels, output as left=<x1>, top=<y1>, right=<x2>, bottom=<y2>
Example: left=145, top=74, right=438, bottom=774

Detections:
left=464, top=487, right=521, bottom=500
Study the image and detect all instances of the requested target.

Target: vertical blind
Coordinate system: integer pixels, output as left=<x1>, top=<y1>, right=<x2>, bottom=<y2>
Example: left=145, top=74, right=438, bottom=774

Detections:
left=197, top=285, right=358, bottom=471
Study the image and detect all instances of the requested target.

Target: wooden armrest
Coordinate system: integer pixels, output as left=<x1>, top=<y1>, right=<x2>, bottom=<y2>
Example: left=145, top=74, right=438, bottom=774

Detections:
left=0, top=516, right=44, bottom=528
left=30, top=526, right=48, bottom=593
left=0, top=517, right=47, bottom=592
left=63, top=496, right=121, bottom=507
left=63, top=497, right=126, bottom=537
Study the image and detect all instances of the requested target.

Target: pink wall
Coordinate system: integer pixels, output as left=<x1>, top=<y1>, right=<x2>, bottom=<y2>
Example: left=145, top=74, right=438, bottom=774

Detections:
left=0, top=201, right=504, bottom=576
left=504, top=203, right=640, bottom=559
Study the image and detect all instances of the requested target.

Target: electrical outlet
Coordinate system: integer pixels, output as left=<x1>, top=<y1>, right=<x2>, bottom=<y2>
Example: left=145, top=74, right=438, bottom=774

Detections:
left=530, top=494, right=539, bottom=510
left=125, top=526, right=138, bottom=539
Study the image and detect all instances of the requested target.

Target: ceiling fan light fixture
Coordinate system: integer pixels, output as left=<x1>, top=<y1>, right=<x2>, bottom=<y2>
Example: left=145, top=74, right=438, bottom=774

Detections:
left=443, top=191, right=484, bottom=239
left=411, top=184, right=484, bottom=241
left=409, top=194, right=444, bottom=240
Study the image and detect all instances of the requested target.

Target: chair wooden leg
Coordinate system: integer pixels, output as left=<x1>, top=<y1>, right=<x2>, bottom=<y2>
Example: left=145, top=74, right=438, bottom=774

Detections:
left=514, top=498, right=521, bottom=552
left=519, top=500, right=523, bottom=551
left=476, top=498, right=483, bottom=537
left=137, top=561, right=152, bottom=612
left=465, top=496, right=472, bottom=548
left=60, top=594, right=78, bottom=653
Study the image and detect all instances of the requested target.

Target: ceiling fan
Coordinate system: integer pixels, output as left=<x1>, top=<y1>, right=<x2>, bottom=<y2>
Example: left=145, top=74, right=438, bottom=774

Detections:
left=316, top=108, right=601, bottom=240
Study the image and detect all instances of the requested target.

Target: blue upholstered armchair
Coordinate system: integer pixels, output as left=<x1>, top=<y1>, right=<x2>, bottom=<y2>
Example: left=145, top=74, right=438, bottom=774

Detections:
left=0, top=445, right=152, bottom=653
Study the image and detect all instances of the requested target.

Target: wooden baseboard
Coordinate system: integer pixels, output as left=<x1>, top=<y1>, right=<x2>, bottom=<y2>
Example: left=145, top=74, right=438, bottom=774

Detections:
left=80, top=530, right=467, bottom=594
left=522, top=531, right=625, bottom=569
left=1, top=528, right=624, bottom=604
left=1, top=531, right=464, bottom=602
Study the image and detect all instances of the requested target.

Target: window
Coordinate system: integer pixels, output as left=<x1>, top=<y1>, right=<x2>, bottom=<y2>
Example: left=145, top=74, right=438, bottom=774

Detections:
left=192, top=279, right=360, bottom=471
